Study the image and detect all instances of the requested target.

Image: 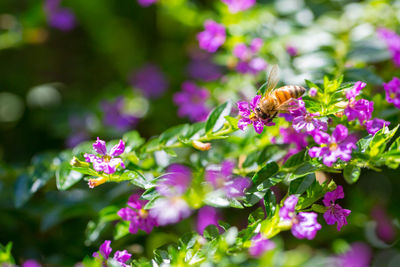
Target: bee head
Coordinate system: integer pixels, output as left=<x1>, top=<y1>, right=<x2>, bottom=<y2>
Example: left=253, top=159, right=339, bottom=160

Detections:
left=255, top=105, right=269, bottom=120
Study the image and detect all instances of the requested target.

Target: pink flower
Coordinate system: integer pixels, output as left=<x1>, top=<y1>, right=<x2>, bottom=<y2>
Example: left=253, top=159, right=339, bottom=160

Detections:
left=322, top=186, right=351, bottom=231
left=129, top=64, right=168, bottom=99
left=365, top=118, right=390, bottom=135
left=346, top=81, right=366, bottom=100
left=197, top=20, right=226, bottom=53
left=237, top=95, right=275, bottom=134
left=291, top=106, right=327, bottom=134
left=196, top=206, right=221, bottom=235
left=93, top=240, right=131, bottom=267
left=137, top=0, right=157, bottom=7
left=336, top=242, right=371, bottom=267
left=118, top=194, right=158, bottom=234
left=286, top=45, right=298, bottom=57
left=233, top=39, right=267, bottom=75
left=248, top=233, right=275, bottom=257
left=221, top=0, right=256, bottom=13
left=377, top=28, right=400, bottom=67
left=84, top=138, right=125, bottom=176
left=383, top=77, right=400, bottom=109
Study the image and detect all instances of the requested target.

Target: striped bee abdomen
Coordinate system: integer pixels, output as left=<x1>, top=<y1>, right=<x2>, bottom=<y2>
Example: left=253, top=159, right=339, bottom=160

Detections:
left=273, top=85, right=306, bottom=104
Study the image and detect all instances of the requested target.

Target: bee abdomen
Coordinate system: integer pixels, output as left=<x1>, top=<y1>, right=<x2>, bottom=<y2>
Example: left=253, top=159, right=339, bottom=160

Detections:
left=274, top=85, right=305, bottom=104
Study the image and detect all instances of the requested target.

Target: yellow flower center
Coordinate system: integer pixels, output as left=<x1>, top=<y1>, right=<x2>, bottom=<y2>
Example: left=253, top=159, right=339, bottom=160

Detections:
left=103, top=155, right=111, bottom=162
left=390, top=92, right=396, bottom=99
left=329, top=143, right=338, bottom=151
left=249, top=112, right=257, bottom=120
left=138, top=209, right=148, bottom=219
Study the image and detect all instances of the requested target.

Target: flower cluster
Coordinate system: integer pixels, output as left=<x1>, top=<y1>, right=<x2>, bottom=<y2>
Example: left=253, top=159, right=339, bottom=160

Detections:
left=237, top=95, right=275, bottom=134
left=233, top=38, right=267, bottom=75
left=130, top=64, right=168, bottom=99
left=279, top=195, right=322, bottom=240
left=84, top=138, right=125, bottom=176
left=377, top=28, right=400, bottom=67
left=309, top=124, right=357, bottom=167
left=173, top=81, right=210, bottom=122
left=118, top=194, right=158, bottom=234
left=93, top=240, right=131, bottom=267
left=344, top=81, right=373, bottom=124
left=101, top=97, right=139, bottom=131
left=150, top=164, right=192, bottom=225
left=221, top=0, right=256, bottom=13
left=322, top=186, right=351, bottom=230
left=197, top=20, right=226, bottom=53
left=384, top=77, right=400, bottom=109
left=290, top=100, right=327, bottom=134
left=44, top=0, right=76, bottom=31
left=205, top=160, right=251, bottom=198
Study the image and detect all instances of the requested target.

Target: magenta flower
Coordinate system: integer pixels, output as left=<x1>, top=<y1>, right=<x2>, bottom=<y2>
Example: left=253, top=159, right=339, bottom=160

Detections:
left=365, top=118, right=390, bottom=135
left=93, top=240, right=131, bottom=267
left=291, top=104, right=327, bottom=134
left=137, top=0, right=157, bottom=7
left=196, top=206, right=221, bottom=235
left=22, top=260, right=41, bottom=267
left=280, top=126, right=308, bottom=150
left=237, top=95, right=275, bottom=134
left=84, top=138, right=125, bottom=176
left=173, top=81, right=210, bottom=122
left=346, top=81, right=366, bottom=100
left=44, top=0, right=76, bottom=31
left=309, top=88, right=317, bottom=97
left=336, top=242, right=371, bottom=267
left=101, top=97, right=139, bottom=131
left=248, top=233, right=275, bottom=257
left=377, top=28, right=400, bottom=67
left=118, top=194, right=158, bottom=234
left=383, top=77, right=400, bottom=109
left=371, top=205, right=397, bottom=243
left=286, top=45, right=298, bottom=57
left=129, top=64, right=168, bottom=99
left=197, top=20, right=226, bottom=53
left=205, top=160, right=251, bottom=198
left=279, top=195, right=322, bottom=240
left=309, top=125, right=357, bottom=167
left=322, top=186, right=351, bottom=231
left=233, top=38, right=267, bottom=74
left=150, top=164, right=192, bottom=225
left=344, top=81, right=369, bottom=124
left=221, top=0, right=256, bottom=13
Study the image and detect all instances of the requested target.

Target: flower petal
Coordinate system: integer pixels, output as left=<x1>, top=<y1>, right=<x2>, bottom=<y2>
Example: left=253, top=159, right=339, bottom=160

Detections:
left=110, top=139, right=125, bottom=157
left=93, top=137, right=107, bottom=155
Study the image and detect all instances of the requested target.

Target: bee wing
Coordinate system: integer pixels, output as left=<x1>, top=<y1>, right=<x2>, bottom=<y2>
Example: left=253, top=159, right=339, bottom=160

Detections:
left=264, top=64, right=280, bottom=95
left=276, top=98, right=300, bottom=112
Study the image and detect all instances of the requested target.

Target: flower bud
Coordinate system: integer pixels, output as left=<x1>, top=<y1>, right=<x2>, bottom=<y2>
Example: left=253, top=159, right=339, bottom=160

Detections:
left=88, top=177, right=107, bottom=188
left=192, top=140, right=211, bottom=151
left=70, top=157, right=89, bottom=167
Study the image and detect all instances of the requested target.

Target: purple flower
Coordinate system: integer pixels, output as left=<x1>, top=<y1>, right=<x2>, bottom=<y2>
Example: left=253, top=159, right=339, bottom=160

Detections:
left=291, top=105, right=327, bottom=134
left=280, top=126, right=308, bottom=150
left=346, top=81, right=366, bottom=100
left=309, top=125, right=357, bottom=167
left=129, top=64, right=168, bottom=99
left=84, top=138, right=125, bottom=176
left=118, top=194, right=158, bottom=234
left=22, top=260, right=41, bottom=267
left=336, top=242, right=371, bottom=267
left=237, top=95, right=275, bottom=134
left=196, top=206, right=221, bottom=235
left=173, top=81, right=210, bottom=122
left=101, top=97, right=139, bottom=131
left=344, top=99, right=373, bottom=124
left=322, top=186, right=351, bottom=231
left=137, top=0, right=158, bottom=7
left=365, top=118, right=390, bottom=135
left=150, top=164, right=192, bottom=225
left=309, top=88, right=317, bottom=97
left=371, top=205, right=397, bottom=243
left=291, top=212, right=322, bottom=240
left=66, top=114, right=94, bottom=148
left=248, top=233, right=275, bottom=257
left=205, top=160, right=251, bottom=198
left=233, top=39, right=267, bottom=74
left=383, top=77, right=400, bottom=109
left=44, top=0, right=76, bottom=31
left=221, top=0, right=256, bottom=13
left=187, top=53, right=222, bottom=81
left=93, top=240, right=132, bottom=267
left=197, top=20, right=226, bottom=53
left=279, top=195, right=322, bottom=240
left=377, top=28, right=400, bottom=67
left=286, top=45, right=298, bottom=57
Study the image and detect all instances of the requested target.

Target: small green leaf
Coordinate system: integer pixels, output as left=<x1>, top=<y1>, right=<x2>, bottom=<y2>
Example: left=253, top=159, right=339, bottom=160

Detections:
left=252, top=162, right=279, bottom=185
left=203, top=225, right=220, bottom=240
left=282, top=149, right=306, bottom=169
left=343, top=165, right=361, bottom=184
left=123, top=130, right=145, bottom=150
left=224, top=115, right=239, bottom=130
left=257, top=82, right=268, bottom=95
left=205, top=101, right=232, bottom=133
left=289, top=173, right=315, bottom=195
left=263, top=189, right=276, bottom=219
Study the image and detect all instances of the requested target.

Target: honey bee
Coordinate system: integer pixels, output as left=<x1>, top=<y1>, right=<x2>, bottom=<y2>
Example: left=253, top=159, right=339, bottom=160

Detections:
left=254, top=65, right=305, bottom=123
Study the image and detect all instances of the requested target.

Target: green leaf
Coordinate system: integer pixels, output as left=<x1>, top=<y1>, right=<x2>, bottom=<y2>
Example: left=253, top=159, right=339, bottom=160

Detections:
left=248, top=207, right=265, bottom=224
left=205, top=101, right=232, bottom=133
left=114, top=221, right=130, bottom=240
left=368, top=125, right=399, bottom=157
left=257, top=82, right=268, bottom=95
left=289, top=173, right=316, bottom=195
left=203, top=225, right=220, bottom=240
left=297, top=180, right=336, bottom=210
left=159, top=124, right=189, bottom=145
left=252, top=162, right=279, bottom=185
left=263, top=189, right=276, bottom=219
left=343, top=165, right=361, bottom=184
left=55, top=151, right=83, bottom=190
left=224, top=115, right=239, bottom=130
left=282, top=149, right=306, bottom=169
left=123, top=130, right=145, bottom=150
